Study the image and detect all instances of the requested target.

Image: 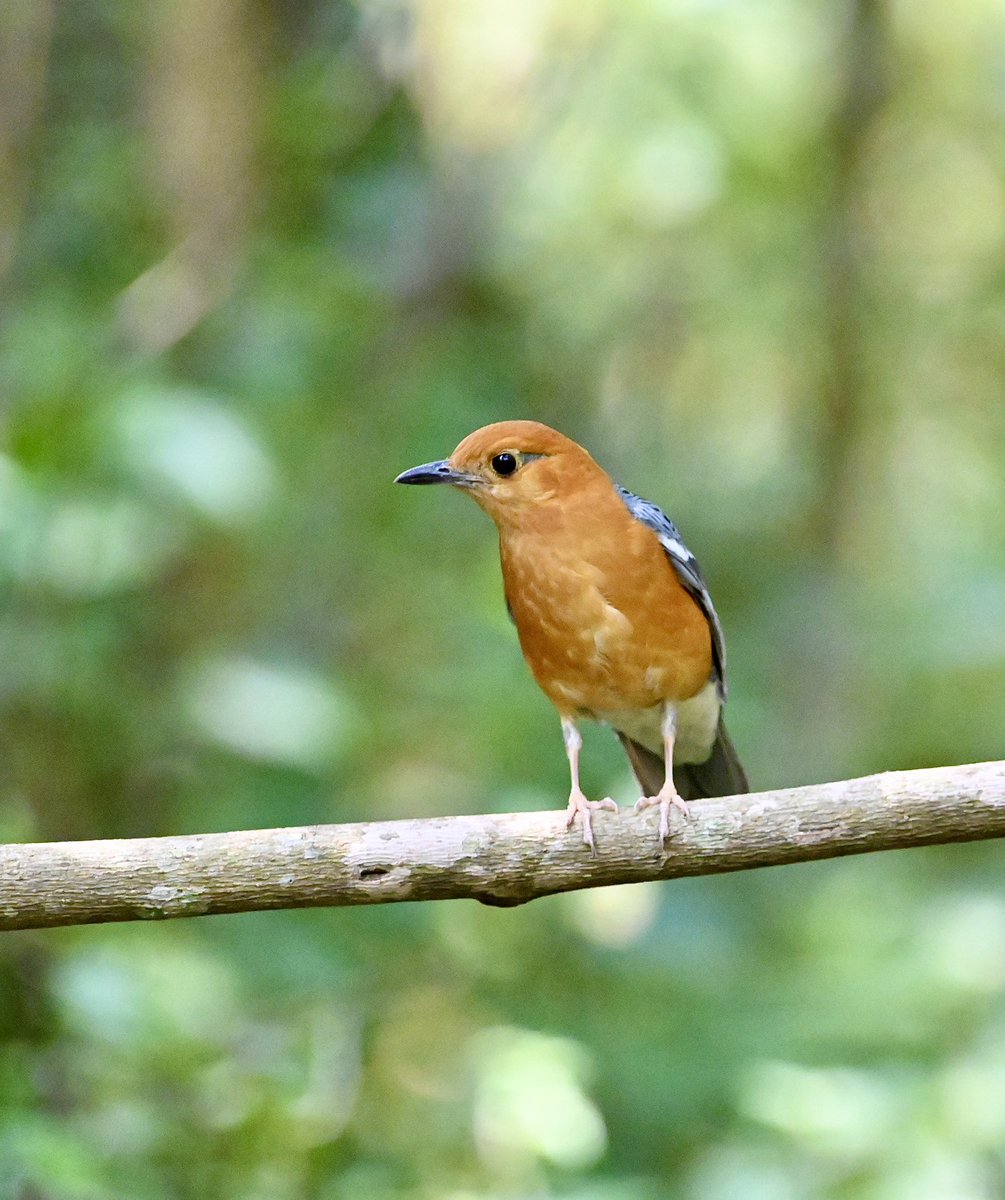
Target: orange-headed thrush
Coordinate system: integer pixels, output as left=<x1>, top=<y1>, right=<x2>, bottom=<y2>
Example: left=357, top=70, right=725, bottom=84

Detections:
left=396, top=420, right=748, bottom=850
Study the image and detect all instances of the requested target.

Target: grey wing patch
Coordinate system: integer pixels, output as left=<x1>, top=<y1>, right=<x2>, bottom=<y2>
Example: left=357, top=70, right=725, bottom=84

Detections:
left=615, top=485, right=728, bottom=700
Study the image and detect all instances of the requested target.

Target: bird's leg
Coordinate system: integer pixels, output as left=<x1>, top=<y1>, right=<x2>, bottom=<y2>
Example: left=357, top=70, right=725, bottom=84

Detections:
left=634, top=704, right=690, bottom=844
left=561, top=717, right=617, bottom=853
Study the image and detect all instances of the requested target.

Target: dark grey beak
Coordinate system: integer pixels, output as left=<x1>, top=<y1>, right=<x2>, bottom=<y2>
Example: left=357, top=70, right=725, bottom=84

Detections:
left=395, top=459, right=475, bottom=486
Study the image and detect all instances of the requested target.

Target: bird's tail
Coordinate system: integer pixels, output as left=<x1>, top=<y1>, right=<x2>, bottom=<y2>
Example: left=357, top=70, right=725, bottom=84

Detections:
left=617, top=716, right=749, bottom=802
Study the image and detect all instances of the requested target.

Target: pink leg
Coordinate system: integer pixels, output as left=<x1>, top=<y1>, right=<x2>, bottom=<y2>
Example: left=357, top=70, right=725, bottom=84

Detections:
left=633, top=704, right=690, bottom=844
left=561, top=717, right=617, bottom=853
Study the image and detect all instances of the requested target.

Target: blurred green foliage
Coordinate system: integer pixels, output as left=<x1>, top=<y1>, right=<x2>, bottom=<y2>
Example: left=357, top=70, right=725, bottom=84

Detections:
left=2, top=0, right=1005, bottom=1196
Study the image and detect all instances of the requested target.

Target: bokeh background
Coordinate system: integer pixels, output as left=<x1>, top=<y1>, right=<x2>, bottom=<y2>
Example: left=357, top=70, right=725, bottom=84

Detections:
left=3, top=1, right=1005, bottom=1196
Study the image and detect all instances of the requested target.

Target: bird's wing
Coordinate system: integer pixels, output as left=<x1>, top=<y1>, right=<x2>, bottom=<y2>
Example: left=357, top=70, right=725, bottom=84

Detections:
left=615, top=485, right=727, bottom=700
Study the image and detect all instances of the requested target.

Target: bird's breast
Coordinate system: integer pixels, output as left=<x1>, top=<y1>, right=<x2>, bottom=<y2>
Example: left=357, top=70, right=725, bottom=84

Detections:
left=499, top=514, right=713, bottom=716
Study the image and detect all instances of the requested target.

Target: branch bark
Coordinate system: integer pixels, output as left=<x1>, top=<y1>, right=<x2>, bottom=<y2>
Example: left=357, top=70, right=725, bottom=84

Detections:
left=2, top=761, right=1003, bottom=932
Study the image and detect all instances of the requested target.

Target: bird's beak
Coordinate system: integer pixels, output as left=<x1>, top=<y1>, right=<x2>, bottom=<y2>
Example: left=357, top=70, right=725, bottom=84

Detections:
left=394, top=459, right=477, bottom=487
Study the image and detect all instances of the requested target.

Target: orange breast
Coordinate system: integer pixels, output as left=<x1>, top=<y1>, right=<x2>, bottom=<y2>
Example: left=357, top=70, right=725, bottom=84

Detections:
left=499, top=492, right=713, bottom=718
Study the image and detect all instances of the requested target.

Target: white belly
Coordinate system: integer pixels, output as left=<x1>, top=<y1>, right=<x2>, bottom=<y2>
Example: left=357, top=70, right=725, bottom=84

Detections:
left=597, top=679, right=720, bottom=764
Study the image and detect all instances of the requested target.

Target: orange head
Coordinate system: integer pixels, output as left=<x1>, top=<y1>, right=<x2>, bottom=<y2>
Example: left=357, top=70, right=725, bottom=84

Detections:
left=395, top=420, right=607, bottom=526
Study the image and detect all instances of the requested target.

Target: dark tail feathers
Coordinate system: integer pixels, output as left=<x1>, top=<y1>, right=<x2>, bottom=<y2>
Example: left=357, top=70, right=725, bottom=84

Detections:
left=617, top=716, right=748, bottom=802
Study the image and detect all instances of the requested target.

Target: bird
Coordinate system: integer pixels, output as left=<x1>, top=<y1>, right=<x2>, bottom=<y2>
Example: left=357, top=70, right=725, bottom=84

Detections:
left=395, top=420, right=747, bottom=850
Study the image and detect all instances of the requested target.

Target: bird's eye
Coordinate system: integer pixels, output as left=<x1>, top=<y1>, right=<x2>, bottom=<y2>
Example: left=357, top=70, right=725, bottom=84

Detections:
left=491, top=452, right=518, bottom=477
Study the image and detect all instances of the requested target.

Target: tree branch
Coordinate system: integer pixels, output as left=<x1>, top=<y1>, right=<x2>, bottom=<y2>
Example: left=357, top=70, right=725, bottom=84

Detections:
left=2, top=761, right=1003, bottom=931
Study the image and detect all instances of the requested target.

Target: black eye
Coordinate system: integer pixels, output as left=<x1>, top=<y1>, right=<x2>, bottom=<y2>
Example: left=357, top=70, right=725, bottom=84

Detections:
left=491, top=452, right=518, bottom=477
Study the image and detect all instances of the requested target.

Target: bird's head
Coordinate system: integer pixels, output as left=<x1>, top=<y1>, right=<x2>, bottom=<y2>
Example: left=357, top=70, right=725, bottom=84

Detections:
left=395, top=420, right=603, bottom=524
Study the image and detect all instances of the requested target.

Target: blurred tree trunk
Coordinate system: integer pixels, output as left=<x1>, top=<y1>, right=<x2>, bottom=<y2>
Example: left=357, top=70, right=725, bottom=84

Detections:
left=0, top=2, right=54, bottom=284
left=118, top=0, right=260, bottom=352
left=815, top=0, right=889, bottom=555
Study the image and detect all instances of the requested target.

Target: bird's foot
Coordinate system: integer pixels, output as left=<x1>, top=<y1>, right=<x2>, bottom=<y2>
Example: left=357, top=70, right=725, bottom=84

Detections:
left=634, top=786, right=690, bottom=845
left=565, top=789, right=618, bottom=854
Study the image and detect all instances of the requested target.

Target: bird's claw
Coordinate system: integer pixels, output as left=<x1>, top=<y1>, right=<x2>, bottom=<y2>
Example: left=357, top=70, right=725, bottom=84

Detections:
left=565, top=791, right=618, bottom=854
left=635, top=789, right=690, bottom=845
